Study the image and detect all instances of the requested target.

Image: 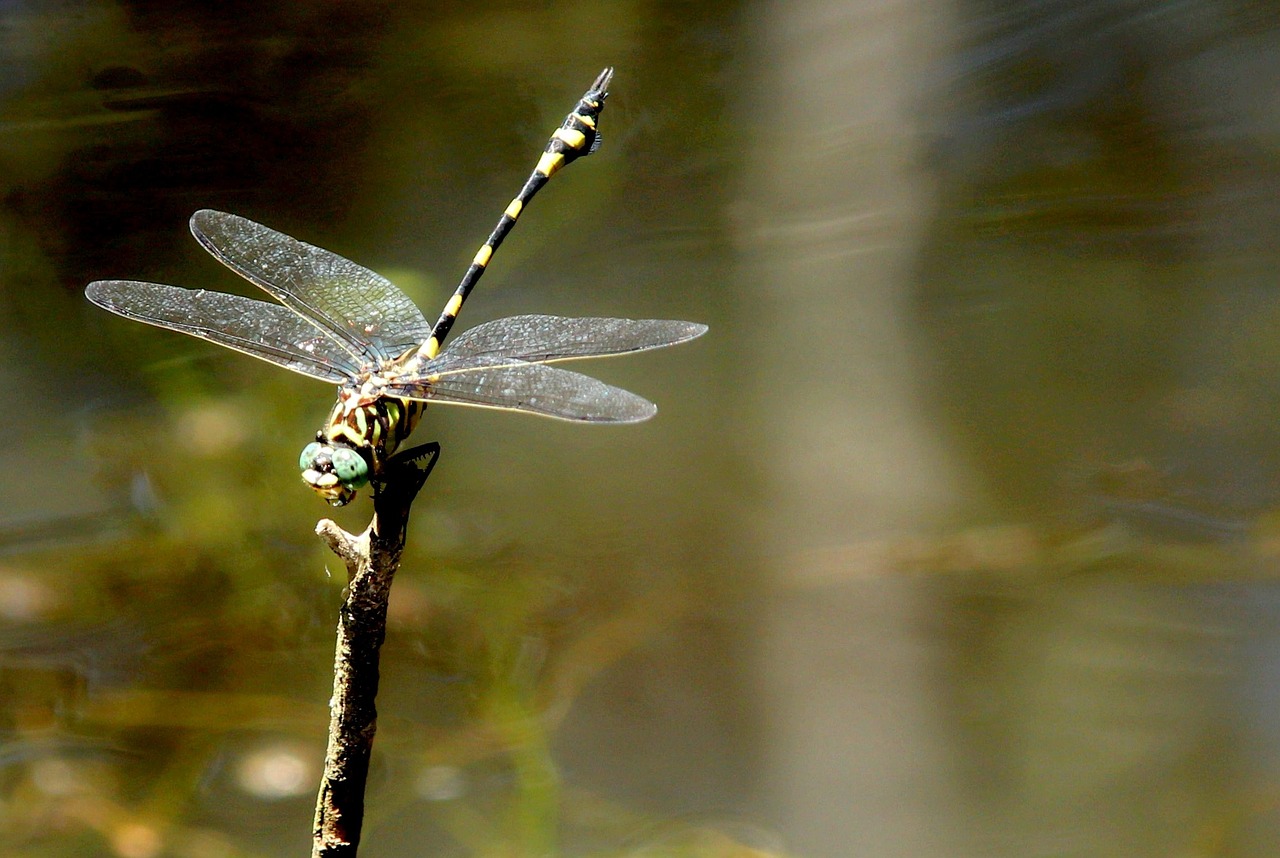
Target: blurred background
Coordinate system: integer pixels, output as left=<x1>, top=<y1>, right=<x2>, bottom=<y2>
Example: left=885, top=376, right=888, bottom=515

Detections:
left=3, top=0, right=1280, bottom=855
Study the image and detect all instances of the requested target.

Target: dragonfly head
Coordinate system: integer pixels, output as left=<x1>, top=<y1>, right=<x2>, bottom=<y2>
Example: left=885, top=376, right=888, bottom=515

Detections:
left=299, top=436, right=370, bottom=506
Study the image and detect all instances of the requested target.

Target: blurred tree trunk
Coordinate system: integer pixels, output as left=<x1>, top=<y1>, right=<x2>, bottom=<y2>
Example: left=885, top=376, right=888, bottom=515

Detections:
left=740, top=2, right=963, bottom=855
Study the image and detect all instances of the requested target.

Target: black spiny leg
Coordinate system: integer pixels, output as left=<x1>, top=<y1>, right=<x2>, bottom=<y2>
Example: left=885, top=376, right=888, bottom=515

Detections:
left=370, top=441, right=441, bottom=521
left=374, top=441, right=441, bottom=493
left=393, top=441, right=441, bottom=478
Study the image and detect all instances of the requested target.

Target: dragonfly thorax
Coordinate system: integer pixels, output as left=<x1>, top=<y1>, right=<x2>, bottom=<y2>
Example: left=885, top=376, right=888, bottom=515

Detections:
left=339, top=367, right=401, bottom=415
left=300, top=393, right=427, bottom=506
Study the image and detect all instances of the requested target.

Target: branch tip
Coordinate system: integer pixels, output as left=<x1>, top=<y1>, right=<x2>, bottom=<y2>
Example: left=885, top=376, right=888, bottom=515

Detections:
left=316, top=519, right=362, bottom=567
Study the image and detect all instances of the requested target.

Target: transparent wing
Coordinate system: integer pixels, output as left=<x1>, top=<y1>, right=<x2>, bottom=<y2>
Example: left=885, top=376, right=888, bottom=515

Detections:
left=444, top=315, right=708, bottom=363
left=386, top=357, right=657, bottom=423
left=86, top=280, right=362, bottom=383
left=189, top=209, right=434, bottom=362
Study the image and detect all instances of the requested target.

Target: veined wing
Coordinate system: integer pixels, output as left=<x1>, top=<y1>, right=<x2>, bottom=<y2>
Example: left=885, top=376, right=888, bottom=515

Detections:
left=443, top=315, right=708, bottom=363
left=189, top=210, right=434, bottom=362
left=86, top=280, right=362, bottom=383
left=386, top=356, right=657, bottom=423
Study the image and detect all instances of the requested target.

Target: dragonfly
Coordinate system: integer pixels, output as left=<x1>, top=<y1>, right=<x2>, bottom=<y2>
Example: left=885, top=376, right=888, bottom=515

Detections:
left=86, top=68, right=707, bottom=506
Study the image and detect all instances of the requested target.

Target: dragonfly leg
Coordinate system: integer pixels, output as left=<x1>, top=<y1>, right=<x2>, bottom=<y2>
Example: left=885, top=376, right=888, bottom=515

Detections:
left=394, top=441, right=441, bottom=476
left=374, top=441, right=441, bottom=491
left=370, top=441, right=441, bottom=509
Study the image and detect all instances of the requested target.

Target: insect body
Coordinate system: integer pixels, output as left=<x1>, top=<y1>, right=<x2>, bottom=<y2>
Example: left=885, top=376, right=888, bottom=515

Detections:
left=86, top=69, right=707, bottom=505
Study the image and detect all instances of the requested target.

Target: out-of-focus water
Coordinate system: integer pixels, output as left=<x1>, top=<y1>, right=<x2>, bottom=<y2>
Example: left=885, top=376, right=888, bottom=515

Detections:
left=3, top=1, right=1280, bottom=856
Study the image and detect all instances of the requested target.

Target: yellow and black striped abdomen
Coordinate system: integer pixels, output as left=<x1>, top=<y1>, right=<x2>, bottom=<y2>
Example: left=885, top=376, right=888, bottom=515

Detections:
left=417, top=67, right=614, bottom=361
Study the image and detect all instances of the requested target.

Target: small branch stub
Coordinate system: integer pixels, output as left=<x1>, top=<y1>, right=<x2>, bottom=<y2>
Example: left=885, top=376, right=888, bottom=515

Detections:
left=316, top=520, right=365, bottom=578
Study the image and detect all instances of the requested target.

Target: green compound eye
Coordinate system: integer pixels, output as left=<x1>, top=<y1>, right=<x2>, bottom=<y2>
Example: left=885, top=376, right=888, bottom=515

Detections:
left=330, top=447, right=370, bottom=488
left=299, top=441, right=324, bottom=471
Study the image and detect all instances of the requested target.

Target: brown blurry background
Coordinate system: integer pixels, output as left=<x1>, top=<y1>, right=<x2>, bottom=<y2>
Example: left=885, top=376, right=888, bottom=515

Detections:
left=2, top=1, right=1279, bottom=855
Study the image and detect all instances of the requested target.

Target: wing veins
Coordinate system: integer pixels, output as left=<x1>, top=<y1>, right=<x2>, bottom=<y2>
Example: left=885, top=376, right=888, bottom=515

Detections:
left=86, top=280, right=360, bottom=383
left=189, top=210, right=434, bottom=363
left=441, top=315, right=709, bottom=365
left=386, top=358, right=657, bottom=423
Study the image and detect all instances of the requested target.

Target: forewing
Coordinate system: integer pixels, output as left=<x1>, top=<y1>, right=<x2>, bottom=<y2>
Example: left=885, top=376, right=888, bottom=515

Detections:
left=189, top=210, right=434, bottom=361
left=86, top=280, right=361, bottom=383
left=387, top=357, right=657, bottom=423
left=444, top=315, right=708, bottom=363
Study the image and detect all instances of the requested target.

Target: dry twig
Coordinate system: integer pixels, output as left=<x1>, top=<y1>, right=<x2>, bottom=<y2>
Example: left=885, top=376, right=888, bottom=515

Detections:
left=311, top=448, right=437, bottom=857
